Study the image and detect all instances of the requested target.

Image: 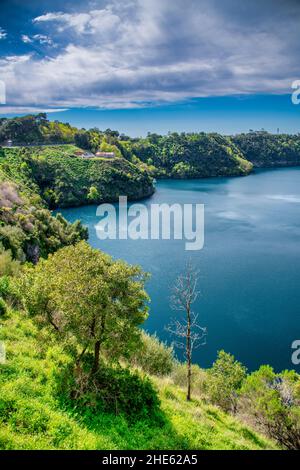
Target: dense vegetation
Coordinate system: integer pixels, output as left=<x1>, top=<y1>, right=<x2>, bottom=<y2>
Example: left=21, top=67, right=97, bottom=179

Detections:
left=0, top=114, right=77, bottom=145
left=130, top=132, right=253, bottom=178
left=1, top=146, right=154, bottom=209
left=232, top=131, right=300, bottom=168
left=2, top=115, right=300, bottom=181
left=0, top=151, right=87, bottom=263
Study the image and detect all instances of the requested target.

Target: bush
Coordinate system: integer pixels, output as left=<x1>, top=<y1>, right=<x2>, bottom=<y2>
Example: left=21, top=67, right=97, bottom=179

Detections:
left=130, top=332, right=175, bottom=376
left=74, top=365, right=161, bottom=421
left=0, top=297, right=7, bottom=316
left=239, top=366, right=300, bottom=449
left=171, top=363, right=207, bottom=394
left=0, top=248, right=21, bottom=277
left=0, top=276, right=10, bottom=299
left=205, top=351, right=247, bottom=413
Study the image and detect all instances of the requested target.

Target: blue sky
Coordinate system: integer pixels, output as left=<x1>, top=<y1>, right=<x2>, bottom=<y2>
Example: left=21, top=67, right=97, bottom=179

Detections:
left=0, top=0, right=299, bottom=136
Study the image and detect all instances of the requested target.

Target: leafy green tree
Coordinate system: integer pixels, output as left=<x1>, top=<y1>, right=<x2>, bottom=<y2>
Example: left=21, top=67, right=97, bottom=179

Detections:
left=205, top=350, right=247, bottom=413
left=18, top=241, right=149, bottom=374
left=87, top=185, right=99, bottom=202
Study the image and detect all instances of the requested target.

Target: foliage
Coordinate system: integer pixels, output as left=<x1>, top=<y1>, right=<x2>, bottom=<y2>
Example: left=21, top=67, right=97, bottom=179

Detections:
left=0, top=246, right=21, bottom=276
left=17, top=241, right=149, bottom=373
left=73, top=365, right=161, bottom=421
left=1, top=146, right=154, bottom=208
left=130, top=331, right=175, bottom=376
left=87, top=185, right=99, bottom=202
left=0, top=276, right=11, bottom=299
left=0, top=309, right=276, bottom=450
left=131, top=132, right=253, bottom=178
left=0, top=114, right=77, bottom=145
left=2, top=115, right=300, bottom=182
left=171, top=362, right=207, bottom=393
left=239, top=365, right=300, bottom=449
left=0, top=297, right=7, bottom=316
left=0, top=174, right=87, bottom=262
left=205, top=351, right=247, bottom=413
left=232, top=131, right=300, bottom=167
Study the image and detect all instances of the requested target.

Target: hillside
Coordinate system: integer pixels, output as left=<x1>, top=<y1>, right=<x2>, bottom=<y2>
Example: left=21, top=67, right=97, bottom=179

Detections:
left=2, top=115, right=300, bottom=180
left=0, top=309, right=276, bottom=451
left=1, top=146, right=155, bottom=209
left=232, top=132, right=300, bottom=168
left=131, top=132, right=253, bottom=178
left=0, top=150, right=87, bottom=263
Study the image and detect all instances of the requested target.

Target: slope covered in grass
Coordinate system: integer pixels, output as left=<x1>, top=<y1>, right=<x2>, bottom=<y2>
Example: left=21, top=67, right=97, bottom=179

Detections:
left=0, top=309, right=276, bottom=450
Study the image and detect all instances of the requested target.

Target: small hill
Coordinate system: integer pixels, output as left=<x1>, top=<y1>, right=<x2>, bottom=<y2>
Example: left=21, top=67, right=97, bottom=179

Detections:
left=232, top=131, right=300, bottom=168
left=131, top=132, right=253, bottom=178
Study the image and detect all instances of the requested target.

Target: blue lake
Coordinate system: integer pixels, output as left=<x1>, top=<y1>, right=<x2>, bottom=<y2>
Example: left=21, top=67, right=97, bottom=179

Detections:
left=58, top=168, right=300, bottom=372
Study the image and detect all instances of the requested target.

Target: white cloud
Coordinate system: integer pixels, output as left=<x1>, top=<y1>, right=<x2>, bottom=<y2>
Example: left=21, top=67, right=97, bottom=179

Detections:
left=21, top=34, right=33, bottom=44
left=0, top=106, right=68, bottom=114
left=2, top=0, right=300, bottom=110
left=21, top=33, right=55, bottom=46
left=0, top=27, right=7, bottom=40
left=33, top=9, right=121, bottom=36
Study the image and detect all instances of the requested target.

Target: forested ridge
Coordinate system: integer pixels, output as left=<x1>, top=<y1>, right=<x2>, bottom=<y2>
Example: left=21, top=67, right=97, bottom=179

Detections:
left=1, top=115, right=300, bottom=179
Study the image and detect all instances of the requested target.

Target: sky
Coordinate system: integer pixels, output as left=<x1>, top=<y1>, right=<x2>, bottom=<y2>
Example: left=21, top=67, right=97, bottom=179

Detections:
left=0, top=0, right=299, bottom=136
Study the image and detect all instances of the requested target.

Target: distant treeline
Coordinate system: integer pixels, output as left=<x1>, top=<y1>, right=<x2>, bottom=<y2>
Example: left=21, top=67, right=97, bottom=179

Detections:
left=1, top=114, right=300, bottom=178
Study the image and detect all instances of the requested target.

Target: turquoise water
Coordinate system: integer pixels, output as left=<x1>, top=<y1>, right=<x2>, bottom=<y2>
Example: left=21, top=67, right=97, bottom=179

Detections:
left=58, top=168, right=300, bottom=372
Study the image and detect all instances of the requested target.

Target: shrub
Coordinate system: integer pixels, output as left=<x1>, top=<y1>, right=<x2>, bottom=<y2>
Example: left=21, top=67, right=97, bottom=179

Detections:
left=0, top=276, right=10, bottom=299
left=130, top=331, right=175, bottom=376
left=0, top=248, right=21, bottom=277
left=205, top=351, right=247, bottom=413
left=0, top=297, right=7, bottom=316
left=239, top=366, right=300, bottom=449
left=74, top=365, right=161, bottom=421
left=171, top=363, right=207, bottom=394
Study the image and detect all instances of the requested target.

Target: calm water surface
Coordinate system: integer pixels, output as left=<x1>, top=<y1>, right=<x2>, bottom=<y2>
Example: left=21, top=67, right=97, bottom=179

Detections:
left=58, top=168, right=300, bottom=372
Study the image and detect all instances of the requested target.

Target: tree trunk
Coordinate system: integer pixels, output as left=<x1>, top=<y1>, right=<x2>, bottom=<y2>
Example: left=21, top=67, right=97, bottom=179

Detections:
left=92, top=340, right=101, bottom=374
left=187, top=306, right=192, bottom=401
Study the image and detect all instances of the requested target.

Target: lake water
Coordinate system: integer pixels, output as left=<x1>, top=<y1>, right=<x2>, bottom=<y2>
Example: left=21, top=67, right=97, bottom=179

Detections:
left=58, top=168, right=300, bottom=372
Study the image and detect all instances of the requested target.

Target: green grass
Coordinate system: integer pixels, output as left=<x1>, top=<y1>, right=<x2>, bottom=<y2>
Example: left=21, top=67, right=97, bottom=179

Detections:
left=0, top=310, right=277, bottom=450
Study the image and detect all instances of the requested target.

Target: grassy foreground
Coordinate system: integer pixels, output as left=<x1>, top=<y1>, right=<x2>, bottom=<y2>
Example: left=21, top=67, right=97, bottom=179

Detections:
left=0, top=310, right=276, bottom=450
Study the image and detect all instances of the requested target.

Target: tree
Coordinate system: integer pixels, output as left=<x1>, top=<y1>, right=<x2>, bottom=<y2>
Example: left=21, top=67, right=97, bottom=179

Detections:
left=18, top=241, right=149, bottom=374
left=87, top=185, right=99, bottom=202
left=205, top=351, right=247, bottom=413
left=166, top=262, right=206, bottom=401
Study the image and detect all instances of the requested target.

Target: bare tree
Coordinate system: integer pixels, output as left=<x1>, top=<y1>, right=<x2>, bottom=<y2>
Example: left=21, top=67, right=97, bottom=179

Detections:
left=166, top=261, right=206, bottom=401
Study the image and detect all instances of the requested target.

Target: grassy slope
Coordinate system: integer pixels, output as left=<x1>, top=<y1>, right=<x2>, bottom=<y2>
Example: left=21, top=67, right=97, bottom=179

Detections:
left=0, top=310, right=276, bottom=450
